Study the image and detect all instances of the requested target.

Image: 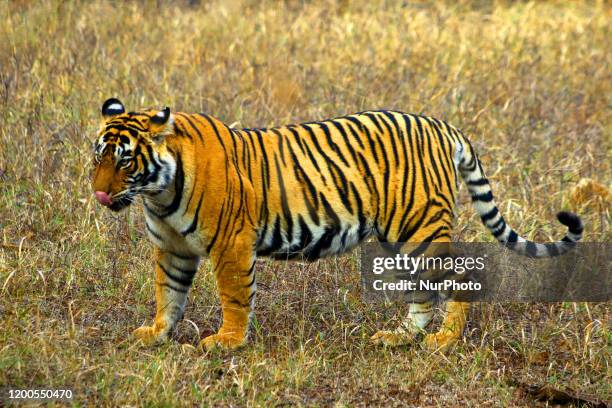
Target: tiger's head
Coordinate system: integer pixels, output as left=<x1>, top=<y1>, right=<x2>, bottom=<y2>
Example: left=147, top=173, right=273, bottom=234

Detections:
left=92, top=98, right=177, bottom=212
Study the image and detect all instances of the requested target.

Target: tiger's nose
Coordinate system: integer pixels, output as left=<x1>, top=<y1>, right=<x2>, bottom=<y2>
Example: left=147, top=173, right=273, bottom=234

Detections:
left=94, top=191, right=113, bottom=206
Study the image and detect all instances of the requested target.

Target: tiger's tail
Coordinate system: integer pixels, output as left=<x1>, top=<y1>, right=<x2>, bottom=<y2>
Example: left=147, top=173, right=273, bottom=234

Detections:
left=455, top=136, right=583, bottom=258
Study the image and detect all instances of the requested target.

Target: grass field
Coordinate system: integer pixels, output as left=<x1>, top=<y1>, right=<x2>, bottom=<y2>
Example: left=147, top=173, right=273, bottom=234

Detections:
left=0, top=0, right=610, bottom=406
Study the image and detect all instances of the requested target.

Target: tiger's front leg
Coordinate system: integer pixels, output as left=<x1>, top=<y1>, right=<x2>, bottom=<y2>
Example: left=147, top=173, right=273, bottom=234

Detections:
left=133, top=248, right=199, bottom=345
left=199, top=237, right=256, bottom=351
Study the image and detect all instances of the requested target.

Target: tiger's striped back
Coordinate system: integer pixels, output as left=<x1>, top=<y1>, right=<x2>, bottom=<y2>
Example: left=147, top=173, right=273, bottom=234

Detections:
left=219, top=111, right=463, bottom=260
left=168, top=110, right=580, bottom=261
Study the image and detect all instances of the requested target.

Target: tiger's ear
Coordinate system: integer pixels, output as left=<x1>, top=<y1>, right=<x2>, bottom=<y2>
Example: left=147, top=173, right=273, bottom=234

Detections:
left=149, top=107, right=174, bottom=142
left=101, top=98, right=125, bottom=118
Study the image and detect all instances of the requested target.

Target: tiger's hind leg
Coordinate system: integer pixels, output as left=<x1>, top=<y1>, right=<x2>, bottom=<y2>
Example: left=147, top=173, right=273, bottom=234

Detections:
left=371, top=231, right=470, bottom=349
left=417, top=239, right=470, bottom=350
left=371, top=301, right=434, bottom=346
left=418, top=238, right=470, bottom=350
left=370, top=240, right=443, bottom=347
left=424, top=301, right=470, bottom=350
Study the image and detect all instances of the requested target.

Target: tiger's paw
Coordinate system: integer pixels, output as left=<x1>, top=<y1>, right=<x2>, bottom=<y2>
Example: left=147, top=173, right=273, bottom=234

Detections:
left=370, top=330, right=414, bottom=347
left=424, top=331, right=459, bottom=351
left=199, top=332, right=246, bottom=351
left=132, top=325, right=168, bottom=346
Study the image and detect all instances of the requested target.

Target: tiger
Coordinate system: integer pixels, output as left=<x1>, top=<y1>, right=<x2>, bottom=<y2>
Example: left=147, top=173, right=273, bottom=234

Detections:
left=91, top=97, right=583, bottom=351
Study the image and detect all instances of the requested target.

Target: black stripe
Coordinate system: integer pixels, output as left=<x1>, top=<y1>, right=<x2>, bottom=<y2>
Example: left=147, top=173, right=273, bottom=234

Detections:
left=426, top=117, right=456, bottom=202
left=252, top=130, right=271, bottom=228
left=471, top=191, right=494, bottom=202
left=355, top=152, right=379, bottom=204
left=284, top=137, right=320, bottom=225
left=159, top=262, right=193, bottom=286
left=146, top=222, right=163, bottom=241
left=329, top=120, right=358, bottom=165
left=420, top=225, right=452, bottom=243
left=327, top=165, right=353, bottom=215
left=424, top=207, right=453, bottom=228
left=169, top=251, right=198, bottom=261
left=396, top=114, right=418, bottom=233
left=197, top=114, right=229, bottom=154
left=158, top=151, right=184, bottom=218
left=287, top=127, right=322, bottom=173
left=376, top=111, right=400, bottom=165
left=342, top=119, right=366, bottom=150
left=384, top=111, right=411, bottom=208
left=173, top=120, right=192, bottom=140
left=364, top=112, right=384, bottom=134
left=397, top=115, right=432, bottom=241
left=244, top=130, right=259, bottom=161
left=304, top=226, right=339, bottom=261
left=156, top=281, right=188, bottom=294
left=244, top=271, right=256, bottom=288
left=320, top=192, right=341, bottom=225
left=317, top=122, right=349, bottom=167
left=143, top=201, right=161, bottom=218
left=254, top=129, right=271, bottom=187
left=143, top=144, right=162, bottom=184
left=463, top=157, right=477, bottom=171
left=274, top=155, right=293, bottom=241
left=170, top=262, right=197, bottom=276
left=176, top=113, right=205, bottom=143
left=182, top=190, right=204, bottom=236
left=422, top=120, right=444, bottom=190
left=492, top=224, right=506, bottom=238
left=346, top=116, right=379, bottom=165
left=365, top=116, right=390, bottom=217
left=294, top=215, right=314, bottom=254
left=285, top=125, right=307, bottom=155
left=257, top=216, right=284, bottom=257
left=547, top=244, right=560, bottom=256
left=350, top=182, right=369, bottom=240
left=275, top=128, right=288, bottom=166
left=506, top=230, right=519, bottom=243
left=105, top=124, right=145, bottom=134
left=480, top=207, right=499, bottom=223
left=525, top=242, right=538, bottom=257
left=467, top=178, right=489, bottom=186
left=226, top=298, right=250, bottom=309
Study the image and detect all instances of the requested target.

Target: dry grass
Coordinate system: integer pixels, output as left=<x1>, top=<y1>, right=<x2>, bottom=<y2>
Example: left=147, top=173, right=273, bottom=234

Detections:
left=0, top=0, right=610, bottom=406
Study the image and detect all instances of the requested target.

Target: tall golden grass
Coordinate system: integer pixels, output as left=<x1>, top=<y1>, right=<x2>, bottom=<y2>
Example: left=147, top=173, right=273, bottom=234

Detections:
left=0, top=1, right=609, bottom=405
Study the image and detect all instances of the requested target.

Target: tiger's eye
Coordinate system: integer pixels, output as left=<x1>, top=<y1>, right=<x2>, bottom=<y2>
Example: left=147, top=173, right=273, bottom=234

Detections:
left=119, top=157, right=132, bottom=169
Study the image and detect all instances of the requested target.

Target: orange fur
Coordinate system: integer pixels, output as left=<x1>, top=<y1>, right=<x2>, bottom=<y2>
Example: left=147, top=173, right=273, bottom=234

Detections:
left=92, top=99, right=582, bottom=350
